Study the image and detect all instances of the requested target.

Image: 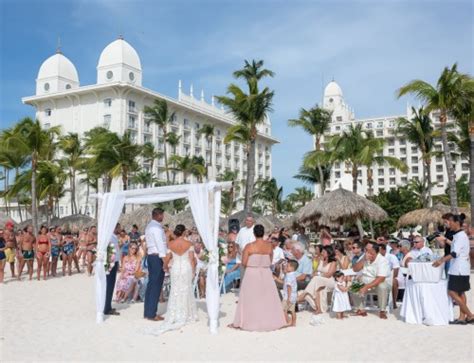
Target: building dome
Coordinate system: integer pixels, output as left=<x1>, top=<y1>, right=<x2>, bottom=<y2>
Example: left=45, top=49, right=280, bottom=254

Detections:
left=37, top=52, right=79, bottom=82
left=97, top=38, right=141, bottom=71
left=324, top=81, right=343, bottom=97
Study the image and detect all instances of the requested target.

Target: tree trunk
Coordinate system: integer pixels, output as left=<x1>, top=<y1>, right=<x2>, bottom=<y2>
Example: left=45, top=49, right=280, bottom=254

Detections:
left=469, top=121, right=474, bottom=227
left=317, top=164, right=324, bottom=196
left=356, top=218, right=364, bottom=239
left=31, top=153, right=38, bottom=236
left=72, top=170, right=77, bottom=214
left=440, top=112, right=458, bottom=213
left=94, top=181, right=99, bottom=220
left=425, top=159, right=432, bottom=208
left=85, top=181, right=90, bottom=216
left=163, top=129, right=170, bottom=184
left=70, top=171, right=74, bottom=215
left=122, top=171, right=128, bottom=213
left=352, top=164, right=358, bottom=193
left=367, top=167, right=374, bottom=197
left=228, top=184, right=235, bottom=218
left=244, top=137, right=257, bottom=214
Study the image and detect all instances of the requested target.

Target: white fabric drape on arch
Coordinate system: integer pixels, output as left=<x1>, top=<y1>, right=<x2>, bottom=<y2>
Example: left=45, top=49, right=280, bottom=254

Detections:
left=93, top=182, right=231, bottom=334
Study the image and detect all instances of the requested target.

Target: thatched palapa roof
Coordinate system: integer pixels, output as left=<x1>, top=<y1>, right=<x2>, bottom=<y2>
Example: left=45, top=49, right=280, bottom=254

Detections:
left=298, top=187, right=388, bottom=227
left=397, top=204, right=471, bottom=228
left=220, top=210, right=280, bottom=232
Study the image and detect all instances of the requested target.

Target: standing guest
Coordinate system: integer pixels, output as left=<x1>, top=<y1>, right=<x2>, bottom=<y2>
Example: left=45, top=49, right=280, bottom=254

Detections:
left=86, top=226, right=98, bottom=275
left=236, top=215, right=256, bottom=278
left=4, top=221, right=17, bottom=278
left=269, top=226, right=280, bottom=240
left=227, top=226, right=238, bottom=243
left=77, top=227, right=89, bottom=269
left=282, top=259, right=298, bottom=326
left=299, top=245, right=337, bottom=314
left=18, top=225, right=35, bottom=280
left=320, top=227, right=332, bottom=246
left=71, top=229, right=81, bottom=273
left=379, top=243, right=400, bottom=309
left=335, top=244, right=350, bottom=270
left=0, top=229, right=6, bottom=283
left=129, top=224, right=141, bottom=243
left=144, top=208, right=167, bottom=321
left=222, top=241, right=241, bottom=293
left=352, top=244, right=390, bottom=319
left=332, top=271, right=351, bottom=319
left=49, top=227, right=62, bottom=277
left=116, top=242, right=141, bottom=303
left=62, top=231, right=75, bottom=276
left=433, top=214, right=474, bottom=324
left=36, top=226, right=51, bottom=281
left=104, top=223, right=121, bottom=316
left=230, top=225, right=287, bottom=331
left=436, top=213, right=455, bottom=276
left=119, top=229, right=131, bottom=261
left=194, top=240, right=207, bottom=298
left=350, top=241, right=364, bottom=267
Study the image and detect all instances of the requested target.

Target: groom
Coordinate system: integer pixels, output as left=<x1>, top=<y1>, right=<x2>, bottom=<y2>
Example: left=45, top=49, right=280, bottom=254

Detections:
left=144, top=208, right=167, bottom=321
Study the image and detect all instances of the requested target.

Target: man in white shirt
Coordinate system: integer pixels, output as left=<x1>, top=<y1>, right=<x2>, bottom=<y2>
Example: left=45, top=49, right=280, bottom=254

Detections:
left=410, top=236, right=433, bottom=260
left=144, top=208, right=167, bottom=321
left=270, top=237, right=285, bottom=276
left=104, top=223, right=121, bottom=316
left=352, top=244, right=390, bottom=319
left=236, top=215, right=256, bottom=254
left=379, top=243, right=400, bottom=310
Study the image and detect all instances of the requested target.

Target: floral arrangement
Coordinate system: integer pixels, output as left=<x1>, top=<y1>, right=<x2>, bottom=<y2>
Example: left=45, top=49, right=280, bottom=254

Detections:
left=349, top=281, right=365, bottom=293
left=104, top=243, right=117, bottom=275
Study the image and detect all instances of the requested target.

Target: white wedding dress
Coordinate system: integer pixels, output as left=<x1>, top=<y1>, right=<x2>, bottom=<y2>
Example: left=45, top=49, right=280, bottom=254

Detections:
left=145, top=247, right=198, bottom=335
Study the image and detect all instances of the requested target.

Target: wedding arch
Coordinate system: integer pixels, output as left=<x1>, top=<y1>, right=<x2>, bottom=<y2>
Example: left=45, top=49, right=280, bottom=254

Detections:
left=93, top=181, right=232, bottom=334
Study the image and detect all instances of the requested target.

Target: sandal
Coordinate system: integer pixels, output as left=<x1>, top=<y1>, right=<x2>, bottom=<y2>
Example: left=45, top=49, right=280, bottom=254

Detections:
left=466, top=317, right=474, bottom=324
left=449, top=319, right=467, bottom=325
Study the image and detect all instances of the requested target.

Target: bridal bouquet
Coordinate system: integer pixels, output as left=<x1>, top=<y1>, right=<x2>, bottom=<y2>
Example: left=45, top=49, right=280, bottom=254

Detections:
left=349, top=281, right=365, bottom=293
left=104, top=243, right=117, bottom=275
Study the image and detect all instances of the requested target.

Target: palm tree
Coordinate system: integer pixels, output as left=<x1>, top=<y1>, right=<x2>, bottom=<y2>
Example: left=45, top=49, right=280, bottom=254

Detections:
left=217, top=59, right=274, bottom=214
left=165, top=132, right=181, bottom=183
left=288, top=106, right=332, bottom=195
left=287, top=187, right=315, bottom=207
left=217, top=170, right=239, bottom=217
left=294, top=164, right=331, bottom=186
left=144, top=99, right=175, bottom=183
left=2, top=118, right=61, bottom=234
left=396, top=107, right=438, bottom=207
left=197, top=124, right=215, bottom=178
left=59, top=132, right=84, bottom=214
left=142, top=141, right=161, bottom=174
left=397, top=63, right=472, bottom=213
left=132, top=170, right=157, bottom=188
left=253, top=178, right=283, bottom=215
left=168, top=155, right=206, bottom=184
left=79, top=160, right=100, bottom=218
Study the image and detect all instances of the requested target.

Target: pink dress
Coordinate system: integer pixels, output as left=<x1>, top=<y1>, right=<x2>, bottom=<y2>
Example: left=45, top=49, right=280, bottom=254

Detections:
left=232, top=254, right=287, bottom=331
left=116, top=259, right=138, bottom=293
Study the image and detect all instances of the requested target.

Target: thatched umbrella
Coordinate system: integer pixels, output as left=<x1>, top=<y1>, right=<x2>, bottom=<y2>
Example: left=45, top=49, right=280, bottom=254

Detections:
left=220, top=210, right=277, bottom=232
left=119, top=205, right=173, bottom=232
left=298, top=187, right=388, bottom=235
left=52, top=214, right=95, bottom=232
left=166, top=209, right=197, bottom=229
left=397, top=203, right=471, bottom=228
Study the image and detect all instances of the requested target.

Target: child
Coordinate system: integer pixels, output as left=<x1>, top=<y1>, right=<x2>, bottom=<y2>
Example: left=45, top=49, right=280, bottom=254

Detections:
left=282, top=259, right=299, bottom=326
left=332, top=270, right=351, bottom=319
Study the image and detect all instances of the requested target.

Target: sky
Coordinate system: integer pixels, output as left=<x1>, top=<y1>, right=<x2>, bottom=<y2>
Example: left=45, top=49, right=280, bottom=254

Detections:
left=0, top=0, right=472, bottom=195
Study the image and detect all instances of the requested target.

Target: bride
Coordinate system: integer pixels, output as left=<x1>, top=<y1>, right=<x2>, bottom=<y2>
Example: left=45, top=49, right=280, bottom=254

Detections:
left=147, top=224, right=198, bottom=335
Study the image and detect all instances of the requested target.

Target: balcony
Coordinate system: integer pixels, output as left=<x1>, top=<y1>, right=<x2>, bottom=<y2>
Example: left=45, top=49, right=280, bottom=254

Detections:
left=128, top=122, right=137, bottom=130
left=183, top=138, right=191, bottom=145
left=128, top=107, right=138, bottom=114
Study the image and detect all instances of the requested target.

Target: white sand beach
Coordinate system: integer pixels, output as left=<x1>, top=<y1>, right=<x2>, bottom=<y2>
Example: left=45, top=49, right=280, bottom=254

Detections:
left=1, top=273, right=473, bottom=362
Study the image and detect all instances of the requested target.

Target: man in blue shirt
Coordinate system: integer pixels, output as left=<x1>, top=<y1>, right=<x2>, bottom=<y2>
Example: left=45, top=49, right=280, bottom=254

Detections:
left=291, top=242, right=312, bottom=290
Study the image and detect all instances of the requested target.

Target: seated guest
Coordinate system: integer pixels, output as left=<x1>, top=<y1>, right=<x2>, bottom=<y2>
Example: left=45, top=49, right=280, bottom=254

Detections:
left=282, top=239, right=295, bottom=259
left=115, top=242, right=140, bottom=303
left=291, top=242, right=312, bottom=290
left=298, top=245, right=337, bottom=314
left=410, top=236, right=433, bottom=259
left=335, top=243, right=350, bottom=270
left=312, top=244, right=323, bottom=273
left=352, top=244, right=390, bottom=319
left=390, top=240, right=403, bottom=261
left=271, top=237, right=285, bottom=276
left=350, top=241, right=364, bottom=267
left=222, top=241, right=241, bottom=292
left=433, top=214, right=474, bottom=324
left=376, top=235, right=392, bottom=254
left=399, top=240, right=413, bottom=267
left=379, top=243, right=400, bottom=309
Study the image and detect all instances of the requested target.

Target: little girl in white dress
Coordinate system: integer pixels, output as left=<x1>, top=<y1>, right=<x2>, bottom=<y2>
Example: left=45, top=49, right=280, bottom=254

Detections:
left=332, top=271, right=351, bottom=319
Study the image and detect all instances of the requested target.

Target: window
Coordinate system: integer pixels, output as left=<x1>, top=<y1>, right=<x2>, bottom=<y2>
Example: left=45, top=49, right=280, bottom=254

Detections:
left=103, top=114, right=111, bottom=129
left=389, top=168, right=395, bottom=175
left=335, top=171, right=341, bottom=178
left=400, top=148, right=406, bottom=155
left=412, top=166, right=418, bottom=174
left=217, top=129, right=221, bottom=136
left=45, top=108, right=52, bottom=117
left=44, top=83, right=50, bottom=91
left=44, top=123, right=51, bottom=129
left=357, top=170, right=362, bottom=177
left=335, top=126, right=341, bottom=131
left=128, top=100, right=136, bottom=112
left=390, top=178, right=396, bottom=185
left=336, top=116, right=343, bottom=122
left=183, top=118, right=190, bottom=128
left=388, top=148, right=395, bottom=156
left=366, top=122, right=372, bottom=129
left=436, top=165, right=443, bottom=172
left=129, top=72, right=135, bottom=81
left=462, top=163, right=469, bottom=171
left=376, top=130, right=383, bottom=137
left=144, top=135, right=151, bottom=143
left=388, top=140, right=395, bottom=147
left=411, top=146, right=418, bottom=153
left=377, top=121, right=384, bottom=128
left=378, top=169, right=384, bottom=176
left=128, top=115, right=136, bottom=129
left=401, top=177, right=407, bottom=184
left=144, top=121, right=151, bottom=133
left=65, top=84, right=71, bottom=90
left=411, top=156, right=418, bottom=163
left=399, top=139, right=406, bottom=145
left=194, top=122, right=200, bottom=130
left=106, top=71, right=113, bottom=80
left=388, top=120, right=395, bottom=128
left=104, top=98, right=112, bottom=107
left=436, top=155, right=443, bottom=162
left=400, top=157, right=407, bottom=164
left=437, top=175, right=444, bottom=183
left=378, top=178, right=385, bottom=185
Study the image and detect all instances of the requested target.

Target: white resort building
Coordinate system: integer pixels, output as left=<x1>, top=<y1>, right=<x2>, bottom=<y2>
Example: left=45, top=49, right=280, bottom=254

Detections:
left=320, top=80, right=469, bottom=197
left=6, top=37, right=278, bottom=221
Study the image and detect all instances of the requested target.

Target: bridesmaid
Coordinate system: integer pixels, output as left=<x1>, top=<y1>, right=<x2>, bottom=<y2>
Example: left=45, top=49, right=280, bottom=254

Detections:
left=229, top=224, right=287, bottom=331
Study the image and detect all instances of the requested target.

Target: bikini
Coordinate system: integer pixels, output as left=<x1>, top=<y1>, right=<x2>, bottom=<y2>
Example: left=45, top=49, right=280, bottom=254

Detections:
left=37, top=237, right=49, bottom=258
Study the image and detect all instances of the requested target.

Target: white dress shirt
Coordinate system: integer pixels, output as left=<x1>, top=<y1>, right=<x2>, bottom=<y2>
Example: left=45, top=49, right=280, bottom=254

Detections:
left=236, top=225, right=256, bottom=251
left=361, top=253, right=390, bottom=284
left=272, top=246, right=285, bottom=265
left=145, top=220, right=167, bottom=258
left=448, top=230, right=470, bottom=276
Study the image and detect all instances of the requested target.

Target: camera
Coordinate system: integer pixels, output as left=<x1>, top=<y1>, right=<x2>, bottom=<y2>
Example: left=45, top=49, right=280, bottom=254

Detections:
left=426, top=232, right=441, bottom=242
